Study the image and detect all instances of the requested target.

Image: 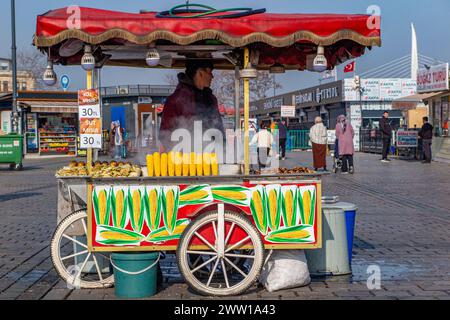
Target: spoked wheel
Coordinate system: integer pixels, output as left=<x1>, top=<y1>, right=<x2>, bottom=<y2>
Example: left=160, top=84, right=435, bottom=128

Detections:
left=51, top=210, right=115, bottom=289
left=177, top=210, right=264, bottom=296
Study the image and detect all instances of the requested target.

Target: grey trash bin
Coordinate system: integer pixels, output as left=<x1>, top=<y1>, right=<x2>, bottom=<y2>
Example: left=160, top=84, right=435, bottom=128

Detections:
left=305, top=197, right=358, bottom=276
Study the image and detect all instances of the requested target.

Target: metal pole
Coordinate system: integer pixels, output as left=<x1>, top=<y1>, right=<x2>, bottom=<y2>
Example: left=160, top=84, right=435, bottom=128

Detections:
left=86, top=70, right=93, bottom=174
left=234, top=66, right=240, bottom=131
left=11, top=0, right=18, bottom=134
left=243, top=48, right=250, bottom=175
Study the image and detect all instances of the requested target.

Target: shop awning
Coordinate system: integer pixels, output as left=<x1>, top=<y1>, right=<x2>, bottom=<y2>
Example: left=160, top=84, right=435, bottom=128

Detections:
left=394, top=92, right=446, bottom=102
left=34, top=7, right=381, bottom=70
left=20, top=101, right=78, bottom=114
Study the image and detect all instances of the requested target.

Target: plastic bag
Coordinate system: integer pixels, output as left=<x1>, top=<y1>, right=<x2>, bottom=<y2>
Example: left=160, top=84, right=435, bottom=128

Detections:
left=259, top=250, right=311, bottom=292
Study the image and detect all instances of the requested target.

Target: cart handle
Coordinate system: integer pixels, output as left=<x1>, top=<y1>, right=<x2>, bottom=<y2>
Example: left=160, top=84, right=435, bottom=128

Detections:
left=109, top=253, right=161, bottom=276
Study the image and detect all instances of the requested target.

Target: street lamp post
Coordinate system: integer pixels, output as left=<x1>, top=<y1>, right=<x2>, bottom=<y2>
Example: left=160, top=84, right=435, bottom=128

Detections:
left=10, top=0, right=19, bottom=134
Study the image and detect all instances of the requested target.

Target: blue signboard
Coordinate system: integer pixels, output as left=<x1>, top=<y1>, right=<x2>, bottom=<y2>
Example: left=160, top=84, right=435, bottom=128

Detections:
left=61, top=75, right=70, bottom=90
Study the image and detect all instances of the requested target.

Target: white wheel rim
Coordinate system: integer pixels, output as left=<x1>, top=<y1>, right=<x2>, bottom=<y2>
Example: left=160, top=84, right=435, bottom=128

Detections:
left=52, top=211, right=114, bottom=289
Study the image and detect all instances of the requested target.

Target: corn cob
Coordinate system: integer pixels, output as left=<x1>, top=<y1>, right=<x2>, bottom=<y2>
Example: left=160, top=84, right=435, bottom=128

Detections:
left=127, top=189, right=144, bottom=233
left=212, top=190, right=247, bottom=200
left=265, top=225, right=311, bottom=243
left=160, top=153, right=168, bottom=177
left=210, top=153, right=219, bottom=176
left=162, top=188, right=179, bottom=234
left=146, top=154, right=154, bottom=177
left=97, top=190, right=110, bottom=225
left=97, top=225, right=144, bottom=245
left=175, top=152, right=183, bottom=177
left=250, top=189, right=267, bottom=235
left=182, top=153, right=190, bottom=177
left=153, top=152, right=161, bottom=177
left=168, top=152, right=175, bottom=177
left=146, top=188, right=161, bottom=231
left=147, top=219, right=190, bottom=242
left=282, top=189, right=297, bottom=227
left=190, top=152, right=197, bottom=176
left=302, top=191, right=311, bottom=226
left=180, top=190, right=209, bottom=202
left=203, top=153, right=211, bottom=176
left=268, top=189, right=279, bottom=230
left=112, top=189, right=128, bottom=228
left=211, top=186, right=250, bottom=206
left=196, top=154, right=203, bottom=176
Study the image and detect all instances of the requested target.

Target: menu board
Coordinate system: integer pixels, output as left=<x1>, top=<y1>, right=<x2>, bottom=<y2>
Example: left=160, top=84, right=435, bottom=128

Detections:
left=78, top=89, right=102, bottom=149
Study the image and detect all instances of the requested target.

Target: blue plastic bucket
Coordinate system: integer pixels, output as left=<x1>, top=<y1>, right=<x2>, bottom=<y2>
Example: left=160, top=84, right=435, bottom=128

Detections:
left=111, top=252, right=160, bottom=299
left=345, top=211, right=357, bottom=264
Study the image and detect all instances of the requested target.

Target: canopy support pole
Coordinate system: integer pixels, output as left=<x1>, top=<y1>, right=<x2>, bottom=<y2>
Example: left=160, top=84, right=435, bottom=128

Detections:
left=234, top=66, right=240, bottom=164
left=243, top=48, right=250, bottom=175
left=86, top=70, right=93, bottom=174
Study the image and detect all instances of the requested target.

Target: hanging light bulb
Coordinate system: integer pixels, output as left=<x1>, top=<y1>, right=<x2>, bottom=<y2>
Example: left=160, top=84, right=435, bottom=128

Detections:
left=81, top=45, right=96, bottom=71
left=269, top=62, right=285, bottom=74
left=43, top=60, right=57, bottom=86
left=313, top=46, right=328, bottom=72
left=146, top=49, right=160, bottom=67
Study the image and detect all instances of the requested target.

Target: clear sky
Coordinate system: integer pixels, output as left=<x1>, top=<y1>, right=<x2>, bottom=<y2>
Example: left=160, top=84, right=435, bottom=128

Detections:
left=1, top=0, right=450, bottom=94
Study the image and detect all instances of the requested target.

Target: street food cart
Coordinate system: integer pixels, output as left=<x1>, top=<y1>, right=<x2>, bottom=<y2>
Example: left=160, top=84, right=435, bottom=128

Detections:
left=34, top=5, right=381, bottom=296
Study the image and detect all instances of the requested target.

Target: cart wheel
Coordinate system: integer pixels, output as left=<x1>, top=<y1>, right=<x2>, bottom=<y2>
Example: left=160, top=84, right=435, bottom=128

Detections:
left=177, top=211, right=264, bottom=296
left=51, top=210, right=114, bottom=289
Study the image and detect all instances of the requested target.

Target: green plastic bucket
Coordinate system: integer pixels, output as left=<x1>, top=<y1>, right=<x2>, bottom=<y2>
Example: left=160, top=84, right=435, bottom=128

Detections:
left=111, top=252, right=160, bottom=298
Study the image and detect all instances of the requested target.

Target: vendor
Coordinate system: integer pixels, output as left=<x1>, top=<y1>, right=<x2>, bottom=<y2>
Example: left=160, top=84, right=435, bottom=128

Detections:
left=159, top=59, right=225, bottom=152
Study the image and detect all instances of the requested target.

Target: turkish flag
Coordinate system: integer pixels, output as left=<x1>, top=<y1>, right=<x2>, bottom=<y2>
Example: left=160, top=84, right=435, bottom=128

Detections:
left=344, top=61, right=355, bottom=73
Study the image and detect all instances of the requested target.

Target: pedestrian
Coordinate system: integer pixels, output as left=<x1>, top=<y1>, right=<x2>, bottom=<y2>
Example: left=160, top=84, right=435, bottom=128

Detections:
left=379, top=111, right=393, bottom=162
left=309, top=116, right=328, bottom=171
left=250, top=122, right=274, bottom=170
left=278, top=119, right=288, bottom=160
left=335, top=115, right=355, bottom=174
left=418, top=116, right=433, bottom=163
left=111, top=121, right=124, bottom=160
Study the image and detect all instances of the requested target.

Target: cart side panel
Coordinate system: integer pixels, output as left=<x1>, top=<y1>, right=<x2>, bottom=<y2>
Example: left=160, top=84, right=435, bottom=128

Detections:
left=89, top=181, right=322, bottom=252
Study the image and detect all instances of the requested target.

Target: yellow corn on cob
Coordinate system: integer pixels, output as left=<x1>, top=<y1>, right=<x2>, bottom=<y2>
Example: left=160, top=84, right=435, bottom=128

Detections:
left=285, top=191, right=294, bottom=226
left=168, top=152, right=175, bottom=177
left=203, top=153, right=211, bottom=176
left=273, top=229, right=309, bottom=239
left=252, top=190, right=264, bottom=225
left=149, top=223, right=187, bottom=239
left=100, top=231, right=142, bottom=241
left=115, top=190, right=125, bottom=226
left=146, top=155, right=154, bottom=177
left=213, top=190, right=247, bottom=200
left=182, top=153, right=190, bottom=176
left=180, top=190, right=208, bottom=202
left=166, top=190, right=175, bottom=232
left=268, top=190, right=278, bottom=226
left=98, top=190, right=108, bottom=225
left=160, top=153, right=168, bottom=177
left=303, top=191, right=311, bottom=225
left=190, top=152, right=196, bottom=176
left=196, top=154, right=203, bottom=176
left=133, top=190, right=141, bottom=225
left=175, top=152, right=183, bottom=177
left=210, top=153, right=219, bottom=176
left=149, top=189, right=158, bottom=230
left=153, top=152, right=161, bottom=177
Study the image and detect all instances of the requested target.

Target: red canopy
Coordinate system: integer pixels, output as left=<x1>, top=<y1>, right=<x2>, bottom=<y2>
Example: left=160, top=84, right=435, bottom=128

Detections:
left=34, top=7, right=381, bottom=70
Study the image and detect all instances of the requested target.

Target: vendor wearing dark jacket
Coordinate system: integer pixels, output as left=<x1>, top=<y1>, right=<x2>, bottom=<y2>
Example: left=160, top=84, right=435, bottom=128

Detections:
left=159, top=60, right=225, bottom=152
left=380, top=111, right=393, bottom=162
left=419, top=116, right=433, bottom=163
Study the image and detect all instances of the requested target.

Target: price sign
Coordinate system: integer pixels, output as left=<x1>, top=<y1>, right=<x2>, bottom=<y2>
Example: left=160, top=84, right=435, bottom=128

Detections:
left=78, top=89, right=102, bottom=149
left=281, top=105, right=296, bottom=118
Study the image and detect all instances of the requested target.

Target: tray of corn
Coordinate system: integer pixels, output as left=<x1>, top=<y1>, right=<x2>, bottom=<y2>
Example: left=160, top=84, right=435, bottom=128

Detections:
left=251, top=167, right=316, bottom=175
left=56, top=161, right=142, bottom=178
left=145, top=152, right=219, bottom=177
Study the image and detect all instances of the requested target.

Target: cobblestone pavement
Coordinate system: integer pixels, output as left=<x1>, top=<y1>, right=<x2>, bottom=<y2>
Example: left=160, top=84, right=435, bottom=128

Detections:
left=0, top=152, right=449, bottom=300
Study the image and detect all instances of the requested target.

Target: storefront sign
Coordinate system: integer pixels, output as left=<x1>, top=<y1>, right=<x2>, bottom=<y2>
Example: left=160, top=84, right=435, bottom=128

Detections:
left=263, top=97, right=284, bottom=110
left=417, top=63, right=449, bottom=93
left=294, top=81, right=342, bottom=108
left=396, top=130, right=418, bottom=148
left=281, top=105, right=296, bottom=118
left=78, top=89, right=102, bottom=149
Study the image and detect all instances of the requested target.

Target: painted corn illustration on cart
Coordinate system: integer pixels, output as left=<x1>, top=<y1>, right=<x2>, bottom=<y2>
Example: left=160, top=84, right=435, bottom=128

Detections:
left=35, top=5, right=380, bottom=296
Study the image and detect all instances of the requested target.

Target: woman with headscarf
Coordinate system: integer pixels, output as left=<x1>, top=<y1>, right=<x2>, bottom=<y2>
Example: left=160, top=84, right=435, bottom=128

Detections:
left=309, top=117, right=328, bottom=171
left=335, top=115, right=355, bottom=174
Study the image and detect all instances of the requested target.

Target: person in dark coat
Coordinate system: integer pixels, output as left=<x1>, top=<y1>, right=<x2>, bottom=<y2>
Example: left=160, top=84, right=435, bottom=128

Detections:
left=278, top=120, right=288, bottom=160
left=159, top=60, right=225, bottom=152
left=418, top=116, right=433, bottom=163
left=379, top=111, right=393, bottom=162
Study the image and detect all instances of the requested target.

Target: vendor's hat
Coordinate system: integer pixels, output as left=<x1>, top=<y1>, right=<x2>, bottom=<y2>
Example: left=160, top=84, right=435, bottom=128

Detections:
left=185, top=59, right=214, bottom=78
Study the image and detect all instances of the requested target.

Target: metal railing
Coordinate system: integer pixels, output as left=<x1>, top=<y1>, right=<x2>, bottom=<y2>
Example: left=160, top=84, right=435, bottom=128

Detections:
left=287, top=130, right=311, bottom=151
left=100, top=85, right=176, bottom=97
